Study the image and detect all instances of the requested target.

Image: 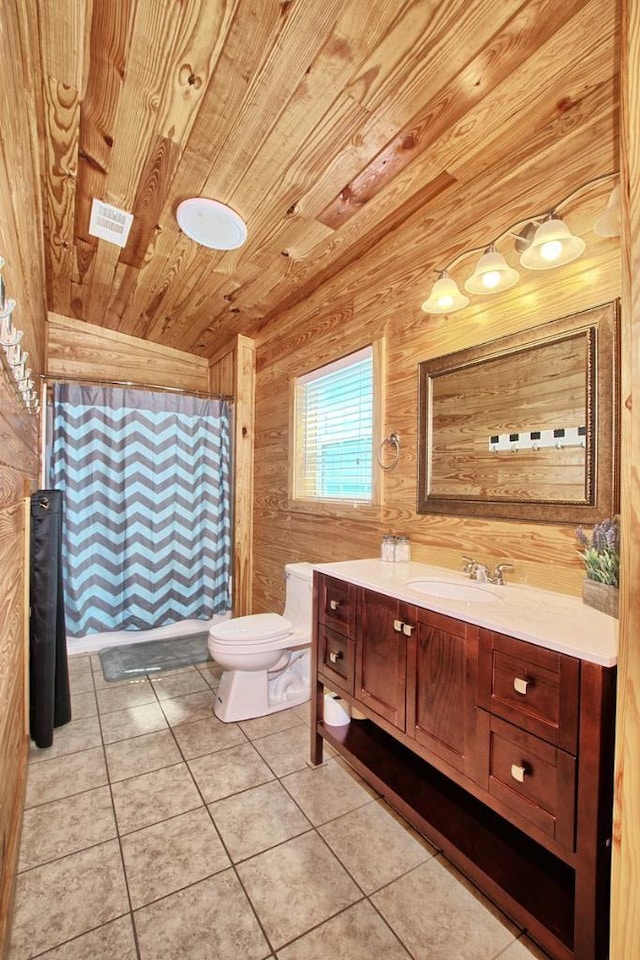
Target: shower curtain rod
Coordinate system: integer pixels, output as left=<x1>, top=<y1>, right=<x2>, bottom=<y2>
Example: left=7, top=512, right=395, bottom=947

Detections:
left=40, top=373, right=234, bottom=403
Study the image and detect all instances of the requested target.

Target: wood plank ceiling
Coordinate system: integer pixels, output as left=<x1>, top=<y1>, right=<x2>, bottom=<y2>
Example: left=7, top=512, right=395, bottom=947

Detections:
left=35, top=0, right=618, bottom=359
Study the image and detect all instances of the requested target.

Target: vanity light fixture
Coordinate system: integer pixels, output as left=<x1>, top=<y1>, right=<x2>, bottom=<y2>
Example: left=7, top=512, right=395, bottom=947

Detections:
left=464, top=244, right=520, bottom=295
left=519, top=214, right=586, bottom=270
left=420, top=270, right=469, bottom=314
left=420, top=171, right=619, bottom=316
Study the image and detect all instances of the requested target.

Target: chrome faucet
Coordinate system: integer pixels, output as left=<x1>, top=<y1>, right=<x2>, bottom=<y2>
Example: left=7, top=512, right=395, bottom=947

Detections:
left=491, top=563, right=514, bottom=585
left=462, top=556, right=489, bottom=581
left=462, top=556, right=514, bottom=585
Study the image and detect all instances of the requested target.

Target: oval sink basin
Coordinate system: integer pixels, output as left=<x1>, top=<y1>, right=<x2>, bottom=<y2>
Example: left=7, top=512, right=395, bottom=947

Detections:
left=406, top=578, right=501, bottom=604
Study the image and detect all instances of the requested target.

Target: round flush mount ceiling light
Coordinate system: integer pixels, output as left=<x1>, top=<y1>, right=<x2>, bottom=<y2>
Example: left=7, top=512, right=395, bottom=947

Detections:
left=176, top=198, right=248, bottom=250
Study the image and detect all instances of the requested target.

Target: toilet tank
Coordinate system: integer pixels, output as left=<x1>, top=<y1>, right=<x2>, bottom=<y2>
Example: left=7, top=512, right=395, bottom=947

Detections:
left=283, top=562, right=314, bottom=632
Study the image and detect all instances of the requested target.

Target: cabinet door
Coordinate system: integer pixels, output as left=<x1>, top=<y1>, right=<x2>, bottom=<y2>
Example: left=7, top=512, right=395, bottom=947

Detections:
left=355, top=589, right=407, bottom=729
left=406, top=608, right=480, bottom=777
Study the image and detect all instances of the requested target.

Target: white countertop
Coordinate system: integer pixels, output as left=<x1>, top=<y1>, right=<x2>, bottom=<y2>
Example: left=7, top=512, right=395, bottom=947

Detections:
left=313, top=559, right=618, bottom=667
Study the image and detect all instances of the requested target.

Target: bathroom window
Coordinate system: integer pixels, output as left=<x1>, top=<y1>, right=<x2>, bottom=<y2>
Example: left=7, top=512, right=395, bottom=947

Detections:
left=291, top=343, right=383, bottom=517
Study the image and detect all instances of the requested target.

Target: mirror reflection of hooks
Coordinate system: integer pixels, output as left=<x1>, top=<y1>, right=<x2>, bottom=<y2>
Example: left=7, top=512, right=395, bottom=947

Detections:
left=377, top=432, right=400, bottom=471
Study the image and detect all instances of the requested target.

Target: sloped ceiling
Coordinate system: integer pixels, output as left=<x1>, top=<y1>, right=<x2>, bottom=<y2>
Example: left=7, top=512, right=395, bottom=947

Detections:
left=36, top=0, right=618, bottom=358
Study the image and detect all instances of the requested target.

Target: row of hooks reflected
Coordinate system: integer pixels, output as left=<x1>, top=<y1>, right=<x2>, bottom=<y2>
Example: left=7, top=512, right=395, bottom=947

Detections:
left=0, top=257, right=39, bottom=416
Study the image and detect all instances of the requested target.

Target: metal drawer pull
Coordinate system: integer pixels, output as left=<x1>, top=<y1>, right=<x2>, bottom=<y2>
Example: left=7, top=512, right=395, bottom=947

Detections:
left=329, top=650, right=344, bottom=664
left=329, top=599, right=340, bottom=611
left=513, top=677, right=529, bottom=695
left=402, top=623, right=414, bottom=636
left=393, top=619, right=403, bottom=632
left=511, top=763, right=528, bottom=783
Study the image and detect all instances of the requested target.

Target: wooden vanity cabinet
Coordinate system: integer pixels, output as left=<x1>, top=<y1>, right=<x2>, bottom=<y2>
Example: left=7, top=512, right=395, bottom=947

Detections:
left=312, top=572, right=616, bottom=960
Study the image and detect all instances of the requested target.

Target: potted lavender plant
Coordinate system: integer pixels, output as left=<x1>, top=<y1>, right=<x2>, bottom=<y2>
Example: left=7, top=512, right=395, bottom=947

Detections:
left=576, top=517, right=620, bottom=618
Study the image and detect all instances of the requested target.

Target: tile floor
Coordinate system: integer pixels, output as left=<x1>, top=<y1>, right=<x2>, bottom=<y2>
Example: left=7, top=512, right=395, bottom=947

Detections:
left=9, top=654, right=551, bottom=960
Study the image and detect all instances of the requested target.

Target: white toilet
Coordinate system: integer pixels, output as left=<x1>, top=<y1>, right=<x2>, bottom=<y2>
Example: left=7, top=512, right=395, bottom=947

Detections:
left=208, top=562, right=314, bottom=722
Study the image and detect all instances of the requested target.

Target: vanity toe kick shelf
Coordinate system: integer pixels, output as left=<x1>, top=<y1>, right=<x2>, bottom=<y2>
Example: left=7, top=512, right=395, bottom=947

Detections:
left=321, top=716, right=575, bottom=956
left=311, top=566, right=617, bottom=960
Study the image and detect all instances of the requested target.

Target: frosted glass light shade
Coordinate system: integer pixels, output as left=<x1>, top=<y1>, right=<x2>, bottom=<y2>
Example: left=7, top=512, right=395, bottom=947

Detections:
left=594, top=184, right=621, bottom=237
left=464, top=246, right=520, bottom=295
left=176, top=198, right=247, bottom=249
left=519, top=217, right=585, bottom=270
left=421, top=273, right=469, bottom=314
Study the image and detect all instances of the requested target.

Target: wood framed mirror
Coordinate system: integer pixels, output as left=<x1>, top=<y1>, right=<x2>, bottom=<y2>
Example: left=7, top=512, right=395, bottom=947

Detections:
left=417, top=301, right=619, bottom=523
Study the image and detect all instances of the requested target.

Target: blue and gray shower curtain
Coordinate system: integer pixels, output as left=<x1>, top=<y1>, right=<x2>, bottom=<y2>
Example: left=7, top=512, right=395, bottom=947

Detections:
left=50, top=383, right=232, bottom=638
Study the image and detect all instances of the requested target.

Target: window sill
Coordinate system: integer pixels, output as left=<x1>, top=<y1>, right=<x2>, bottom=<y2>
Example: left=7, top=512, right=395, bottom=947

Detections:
left=287, top=498, right=383, bottom=521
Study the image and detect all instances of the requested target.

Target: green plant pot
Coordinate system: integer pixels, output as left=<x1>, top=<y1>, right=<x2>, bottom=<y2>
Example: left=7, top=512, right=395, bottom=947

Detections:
left=582, top=579, right=619, bottom=619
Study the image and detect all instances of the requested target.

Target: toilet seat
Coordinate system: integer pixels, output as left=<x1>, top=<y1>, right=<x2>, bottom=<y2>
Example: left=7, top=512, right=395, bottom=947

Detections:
left=209, top=613, right=292, bottom=646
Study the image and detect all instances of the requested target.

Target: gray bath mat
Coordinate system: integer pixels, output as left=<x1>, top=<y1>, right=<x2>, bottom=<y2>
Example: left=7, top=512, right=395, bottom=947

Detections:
left=98, top=631, right=211, bottom=682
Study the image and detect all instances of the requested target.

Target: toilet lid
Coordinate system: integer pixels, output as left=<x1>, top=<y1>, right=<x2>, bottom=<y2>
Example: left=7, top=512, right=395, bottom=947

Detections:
left=209, top=613, right=292, bottom=644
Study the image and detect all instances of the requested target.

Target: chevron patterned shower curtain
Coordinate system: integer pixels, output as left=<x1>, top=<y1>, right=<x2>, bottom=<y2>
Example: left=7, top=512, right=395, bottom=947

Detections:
left=50, top=383, right=232, bottom=638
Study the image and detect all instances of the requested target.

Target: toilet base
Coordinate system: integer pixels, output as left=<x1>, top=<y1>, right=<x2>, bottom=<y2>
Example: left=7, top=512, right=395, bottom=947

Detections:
left=214, top=648, right=310, bottom=722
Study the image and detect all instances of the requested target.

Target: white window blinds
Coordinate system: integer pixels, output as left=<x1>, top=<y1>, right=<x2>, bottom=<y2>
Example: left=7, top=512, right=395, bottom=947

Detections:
left=294, top=346, right=373, bottom=502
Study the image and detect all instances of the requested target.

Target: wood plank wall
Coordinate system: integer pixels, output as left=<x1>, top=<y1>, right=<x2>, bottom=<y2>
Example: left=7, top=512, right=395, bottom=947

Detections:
left=252, top=179, right=621, bottom=615
left=209, top=336, right=256, bottom=617
left=0, top=2, right=47, bottom=955
left=611, top=0, right=640, bottom=954
left=46, top=313, right=209, bottom=392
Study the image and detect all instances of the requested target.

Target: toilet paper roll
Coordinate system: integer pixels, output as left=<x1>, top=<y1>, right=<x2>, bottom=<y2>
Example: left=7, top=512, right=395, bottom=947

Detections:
left=324, top=694, right=351, bottom=726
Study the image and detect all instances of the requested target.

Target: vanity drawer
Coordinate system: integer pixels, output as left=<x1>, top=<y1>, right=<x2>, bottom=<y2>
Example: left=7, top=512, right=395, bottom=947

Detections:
left=318, top=575, right=355, bottom=637
left=478, top=630, right=579, bottom=753
left=486, top=715, right=576, bottom=850
left=318, top=625, right=353, bottom=695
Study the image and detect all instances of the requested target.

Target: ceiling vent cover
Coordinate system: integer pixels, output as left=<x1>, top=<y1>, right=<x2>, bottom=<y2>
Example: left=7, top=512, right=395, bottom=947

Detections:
left=89, top=198, right=134, bottom=248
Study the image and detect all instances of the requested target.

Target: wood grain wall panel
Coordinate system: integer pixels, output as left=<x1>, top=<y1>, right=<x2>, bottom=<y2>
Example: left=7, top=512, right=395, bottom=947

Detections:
left=40, top=76, right=80, bottom=317
left=0, top=500, right=32, bottom=959
left=611, top=0, right=640, bottom=956
left=251, top=169, right=621, bottom=617
left=198, top=0, right=615, bottom=354
left=72, top=1, right=135, bottom=319
left=0, top=1, right=47, bottom=377
left=0, top=378, right=39, bottom=481
left=37, top=1, right=89, bottom=90
left=208, top=345, right=236, bottom=397
left=82, top=0, right=230, bottom=328
left=209, top=337, right=255, bottom=617
left=248, top=130, right=618, bottom=389
left=0, top=3, right=46, bottom=954
left=317, top=0, right=589, bottom=228
left=129, top=0, right=400, bottom=350
left=232, top=336, right=256, bottom=617
left=46, top=312, right=209, bottom=392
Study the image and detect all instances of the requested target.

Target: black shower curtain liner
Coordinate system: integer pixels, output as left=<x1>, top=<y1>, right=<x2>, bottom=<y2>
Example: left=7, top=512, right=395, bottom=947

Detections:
left=30, top=489, right=71, bottom=748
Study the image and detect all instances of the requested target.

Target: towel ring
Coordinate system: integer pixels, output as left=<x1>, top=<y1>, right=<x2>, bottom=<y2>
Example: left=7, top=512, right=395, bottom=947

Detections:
left=376, top=432, right=400, bottom=471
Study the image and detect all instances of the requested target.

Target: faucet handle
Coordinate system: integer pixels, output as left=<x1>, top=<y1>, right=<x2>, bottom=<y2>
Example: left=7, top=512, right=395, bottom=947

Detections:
left=492, top=563, right=514, bottom=585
